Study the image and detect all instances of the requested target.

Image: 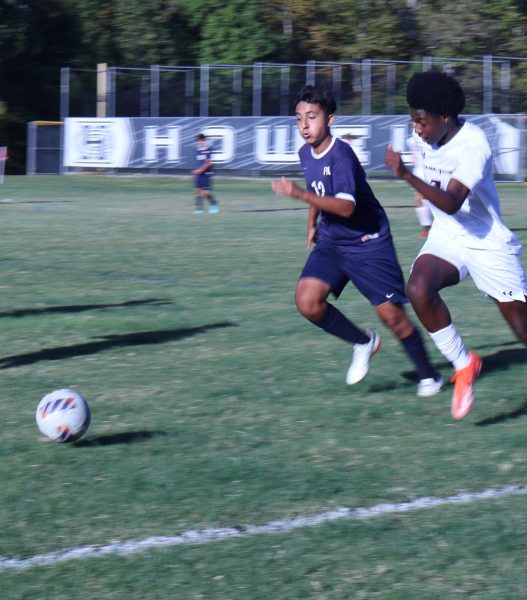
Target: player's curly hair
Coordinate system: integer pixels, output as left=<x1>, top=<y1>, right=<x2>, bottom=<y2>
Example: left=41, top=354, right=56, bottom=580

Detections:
left=295, top=85, right=337, bottom=116
left=406, top=70, right=465, bottom=117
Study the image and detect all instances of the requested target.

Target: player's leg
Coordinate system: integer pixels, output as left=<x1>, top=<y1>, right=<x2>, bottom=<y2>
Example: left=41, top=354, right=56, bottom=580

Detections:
left=344, top=244, right=442, bottom=395
left=296, top=245, right=377, bottom=384
left=406, top=253, right=458, bottom=332
left=374, top=300, right=443, bottom=396
left=415, top=193, right=433, bottom=238
left=295, top=277, right=370, bottom=345
left=204, top=178, right=220, bottom=213
left=473, top=248, right=527, bottom=344
left=193, top=187, right=205, bottom=213
left=408, top=251, right=479, bottom=418
left=494, top=299, right=527, bottom=343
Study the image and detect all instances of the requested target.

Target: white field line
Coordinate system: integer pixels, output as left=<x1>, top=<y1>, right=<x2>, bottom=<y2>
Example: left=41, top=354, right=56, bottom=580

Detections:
left=1, top=483, right=526, bottom=571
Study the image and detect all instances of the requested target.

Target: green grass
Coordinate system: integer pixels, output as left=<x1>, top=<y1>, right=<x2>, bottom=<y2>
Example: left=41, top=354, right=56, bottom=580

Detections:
left=0, top=175, right=526, bottom=598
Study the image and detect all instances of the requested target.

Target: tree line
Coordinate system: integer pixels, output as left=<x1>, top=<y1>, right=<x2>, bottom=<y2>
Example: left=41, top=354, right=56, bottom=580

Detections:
left=1, top=0, right=526, bottom=173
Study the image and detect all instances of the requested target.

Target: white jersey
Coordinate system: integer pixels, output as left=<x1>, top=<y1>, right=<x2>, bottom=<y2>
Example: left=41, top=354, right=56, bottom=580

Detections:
left=417, top=121, right=519, bottom=252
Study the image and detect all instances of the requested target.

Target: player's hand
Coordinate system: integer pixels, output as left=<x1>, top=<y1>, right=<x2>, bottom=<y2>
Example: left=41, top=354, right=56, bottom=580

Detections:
left=191, top=168, right=200, bottom=175
left=272, top=176, right=300, bottom=199
left=385, top=144, right=408, bottom=179
left=307, top=224, right=317, bottom=248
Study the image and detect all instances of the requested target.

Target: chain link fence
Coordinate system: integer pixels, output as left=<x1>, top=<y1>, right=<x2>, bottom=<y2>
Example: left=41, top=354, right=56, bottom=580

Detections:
left=60, top=56, right=527, bottom=120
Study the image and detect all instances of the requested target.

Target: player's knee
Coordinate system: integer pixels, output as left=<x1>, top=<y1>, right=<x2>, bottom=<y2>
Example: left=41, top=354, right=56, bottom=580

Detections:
left=379, top=307, right=412, bottom=337
left=407, top=275, right=429, bottom=308
left=510, top=318, right=527, bottom=344
left=295, top=289, right=323, bottom=321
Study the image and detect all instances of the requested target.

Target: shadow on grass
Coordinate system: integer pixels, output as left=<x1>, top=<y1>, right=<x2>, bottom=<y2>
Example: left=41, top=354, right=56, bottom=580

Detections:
left=479, top=346, right=527, bottom=375
left=0, top=298, right=172, bottom=319
left=74, top=430, right=167, bottom=447
left=0, top=322, right=236, bottom=368
left=236, top=206, right=308, bottom=213
left=475, top=399, right=527, bottom=427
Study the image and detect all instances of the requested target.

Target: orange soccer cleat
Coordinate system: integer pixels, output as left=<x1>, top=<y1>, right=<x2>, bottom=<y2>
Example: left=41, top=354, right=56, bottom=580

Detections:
left=449, top=352, right=482, bottom=419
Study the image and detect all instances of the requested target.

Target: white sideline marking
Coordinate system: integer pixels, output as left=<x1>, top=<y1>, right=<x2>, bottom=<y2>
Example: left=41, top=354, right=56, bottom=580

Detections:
left=1, top=484, right=526, bottom=571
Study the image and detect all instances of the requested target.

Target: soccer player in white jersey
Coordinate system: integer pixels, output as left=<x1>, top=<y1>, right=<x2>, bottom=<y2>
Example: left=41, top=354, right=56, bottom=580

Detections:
left=386, top=70, right=527, bottom=419
left=272, top=85, right=443, bottom=396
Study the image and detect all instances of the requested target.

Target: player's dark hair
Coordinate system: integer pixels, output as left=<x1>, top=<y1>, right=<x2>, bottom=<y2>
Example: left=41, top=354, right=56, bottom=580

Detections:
left=295, top=85, right=337, bottom=116
left=406, top=70, right=465, bottom=117
left=197, top=133, right=206, bottom=140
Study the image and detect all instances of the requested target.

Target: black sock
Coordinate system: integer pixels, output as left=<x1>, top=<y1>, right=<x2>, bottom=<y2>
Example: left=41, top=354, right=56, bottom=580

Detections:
left=400, top=328, right=437, bottom=380
left=313, top=303, right=369, bottom=345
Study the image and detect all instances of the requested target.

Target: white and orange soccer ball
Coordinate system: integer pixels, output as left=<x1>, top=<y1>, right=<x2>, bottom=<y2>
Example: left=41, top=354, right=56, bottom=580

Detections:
left=36, top=389, right=90, bottom=442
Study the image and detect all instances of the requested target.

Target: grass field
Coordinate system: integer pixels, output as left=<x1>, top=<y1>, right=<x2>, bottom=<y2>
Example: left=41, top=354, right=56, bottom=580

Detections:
left=0, top=175, right=526, bottom=599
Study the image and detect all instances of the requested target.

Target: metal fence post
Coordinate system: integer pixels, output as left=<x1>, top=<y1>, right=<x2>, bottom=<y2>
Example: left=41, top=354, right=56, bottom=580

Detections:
left=332, top=64, right=342, bottom=109
left=362, top=59, right=371, bottom=115
left=501, top=61, right=510, bottom=114
left=233, top=67, right=242, bottom=116
left=150, top=65, right=160, bottom=117
left=386, top=63, right=396, bottom=114
left=185, top=69, right=195, bottom=117
left=306, top=60, right=316, bottom=86
left=200, top=65, right=209, bottom=117
left=252, top=62, right=262, bottom=116
left=280, top=65, right=290, bottom=116
left=107, top=66, right=116, bottom=117
left=484, top=55, right=493, bottom=114
left=60, top=67, right=70, bottom=122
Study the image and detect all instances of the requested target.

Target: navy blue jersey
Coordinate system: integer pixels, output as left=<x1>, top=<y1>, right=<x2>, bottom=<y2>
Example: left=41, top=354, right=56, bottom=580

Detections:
left=195, top=143, right=213, bottom=175
left=299, top=137, right=391, bottom=251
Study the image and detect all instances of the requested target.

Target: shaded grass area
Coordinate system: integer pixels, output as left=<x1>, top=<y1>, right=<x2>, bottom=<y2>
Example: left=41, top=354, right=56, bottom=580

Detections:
left=0, top=176, right=526, bottom=598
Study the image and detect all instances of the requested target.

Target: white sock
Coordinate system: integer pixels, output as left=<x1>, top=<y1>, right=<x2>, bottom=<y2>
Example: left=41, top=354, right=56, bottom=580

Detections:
left=430, top=323, right=471, bottom=371
left=415, top=205, right=433, bottom=227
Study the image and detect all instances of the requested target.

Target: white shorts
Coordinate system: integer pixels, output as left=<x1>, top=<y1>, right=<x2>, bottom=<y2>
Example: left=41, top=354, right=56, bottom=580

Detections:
left=415, top=233, right=527, bottom=302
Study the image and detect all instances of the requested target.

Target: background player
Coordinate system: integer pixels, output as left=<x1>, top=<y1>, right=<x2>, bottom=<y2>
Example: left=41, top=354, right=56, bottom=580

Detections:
left=385, top=70, right=527, bottom=419
left=192, top=133, right=220, bottom=214
left=272, top=85, right=443, bottom=397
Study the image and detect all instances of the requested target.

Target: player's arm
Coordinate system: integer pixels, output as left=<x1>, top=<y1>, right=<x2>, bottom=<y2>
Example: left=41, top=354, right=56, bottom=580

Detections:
left=385, top=145, right=469, bottom=214
left=192, top=159, right=213, bottom=176
left=307, top=205, right=318, bottom=248
left=272, top=177, right=355, bottom=218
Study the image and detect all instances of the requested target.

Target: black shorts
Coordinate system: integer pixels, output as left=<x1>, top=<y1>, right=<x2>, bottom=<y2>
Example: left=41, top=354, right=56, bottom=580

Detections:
left=300, top=241, right=408, bottom=305
left=196, top=173, right=212, bottom=190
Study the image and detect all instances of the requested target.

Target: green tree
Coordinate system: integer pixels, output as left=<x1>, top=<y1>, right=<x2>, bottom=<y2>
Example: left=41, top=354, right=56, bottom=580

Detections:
left=180, top=0, right=284, bottom=64
left=262, top=0, right=417, bottom=63
left=414, top=0, right=527, bottom=58
left=75, top=0, right=198, bottom=66
left=0, top=0, right=82, bottom=172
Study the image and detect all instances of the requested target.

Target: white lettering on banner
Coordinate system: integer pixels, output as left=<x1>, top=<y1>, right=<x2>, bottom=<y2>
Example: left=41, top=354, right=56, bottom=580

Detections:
left=254, top=126, right=303, bottom=163
left=144, top=126, right=180, bottom=163
left=332, top=126, right=371, bottom=166
left=199, top=126, right=235, bottom=163
left=63, top=118, right=132, bottom=168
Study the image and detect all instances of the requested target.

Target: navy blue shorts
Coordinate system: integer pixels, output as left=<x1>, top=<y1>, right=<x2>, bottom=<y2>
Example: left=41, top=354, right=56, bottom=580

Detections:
left=196, top=174, right=212, bottom=190
left=300, top=241, right=408, bottom=305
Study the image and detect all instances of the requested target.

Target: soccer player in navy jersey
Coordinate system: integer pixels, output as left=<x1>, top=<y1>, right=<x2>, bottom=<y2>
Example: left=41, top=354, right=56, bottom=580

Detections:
left=192, top=133, right=220, bottom=214
left=272, top=85, right=443, bottom=397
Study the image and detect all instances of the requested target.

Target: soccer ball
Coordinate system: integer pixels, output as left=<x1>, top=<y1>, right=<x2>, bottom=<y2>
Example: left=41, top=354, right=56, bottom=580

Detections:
left=36, top=389, right=90, bottom=443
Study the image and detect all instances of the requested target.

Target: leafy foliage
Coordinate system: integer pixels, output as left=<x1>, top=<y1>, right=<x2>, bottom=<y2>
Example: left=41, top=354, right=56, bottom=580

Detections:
left=1, top=0, right=527, bottom=171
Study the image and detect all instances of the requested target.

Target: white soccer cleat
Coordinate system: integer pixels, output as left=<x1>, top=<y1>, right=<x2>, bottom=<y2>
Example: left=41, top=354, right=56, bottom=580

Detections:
left=346, top=330, right=381, bottom=385
left=417, top=376, right=444, bottom=397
